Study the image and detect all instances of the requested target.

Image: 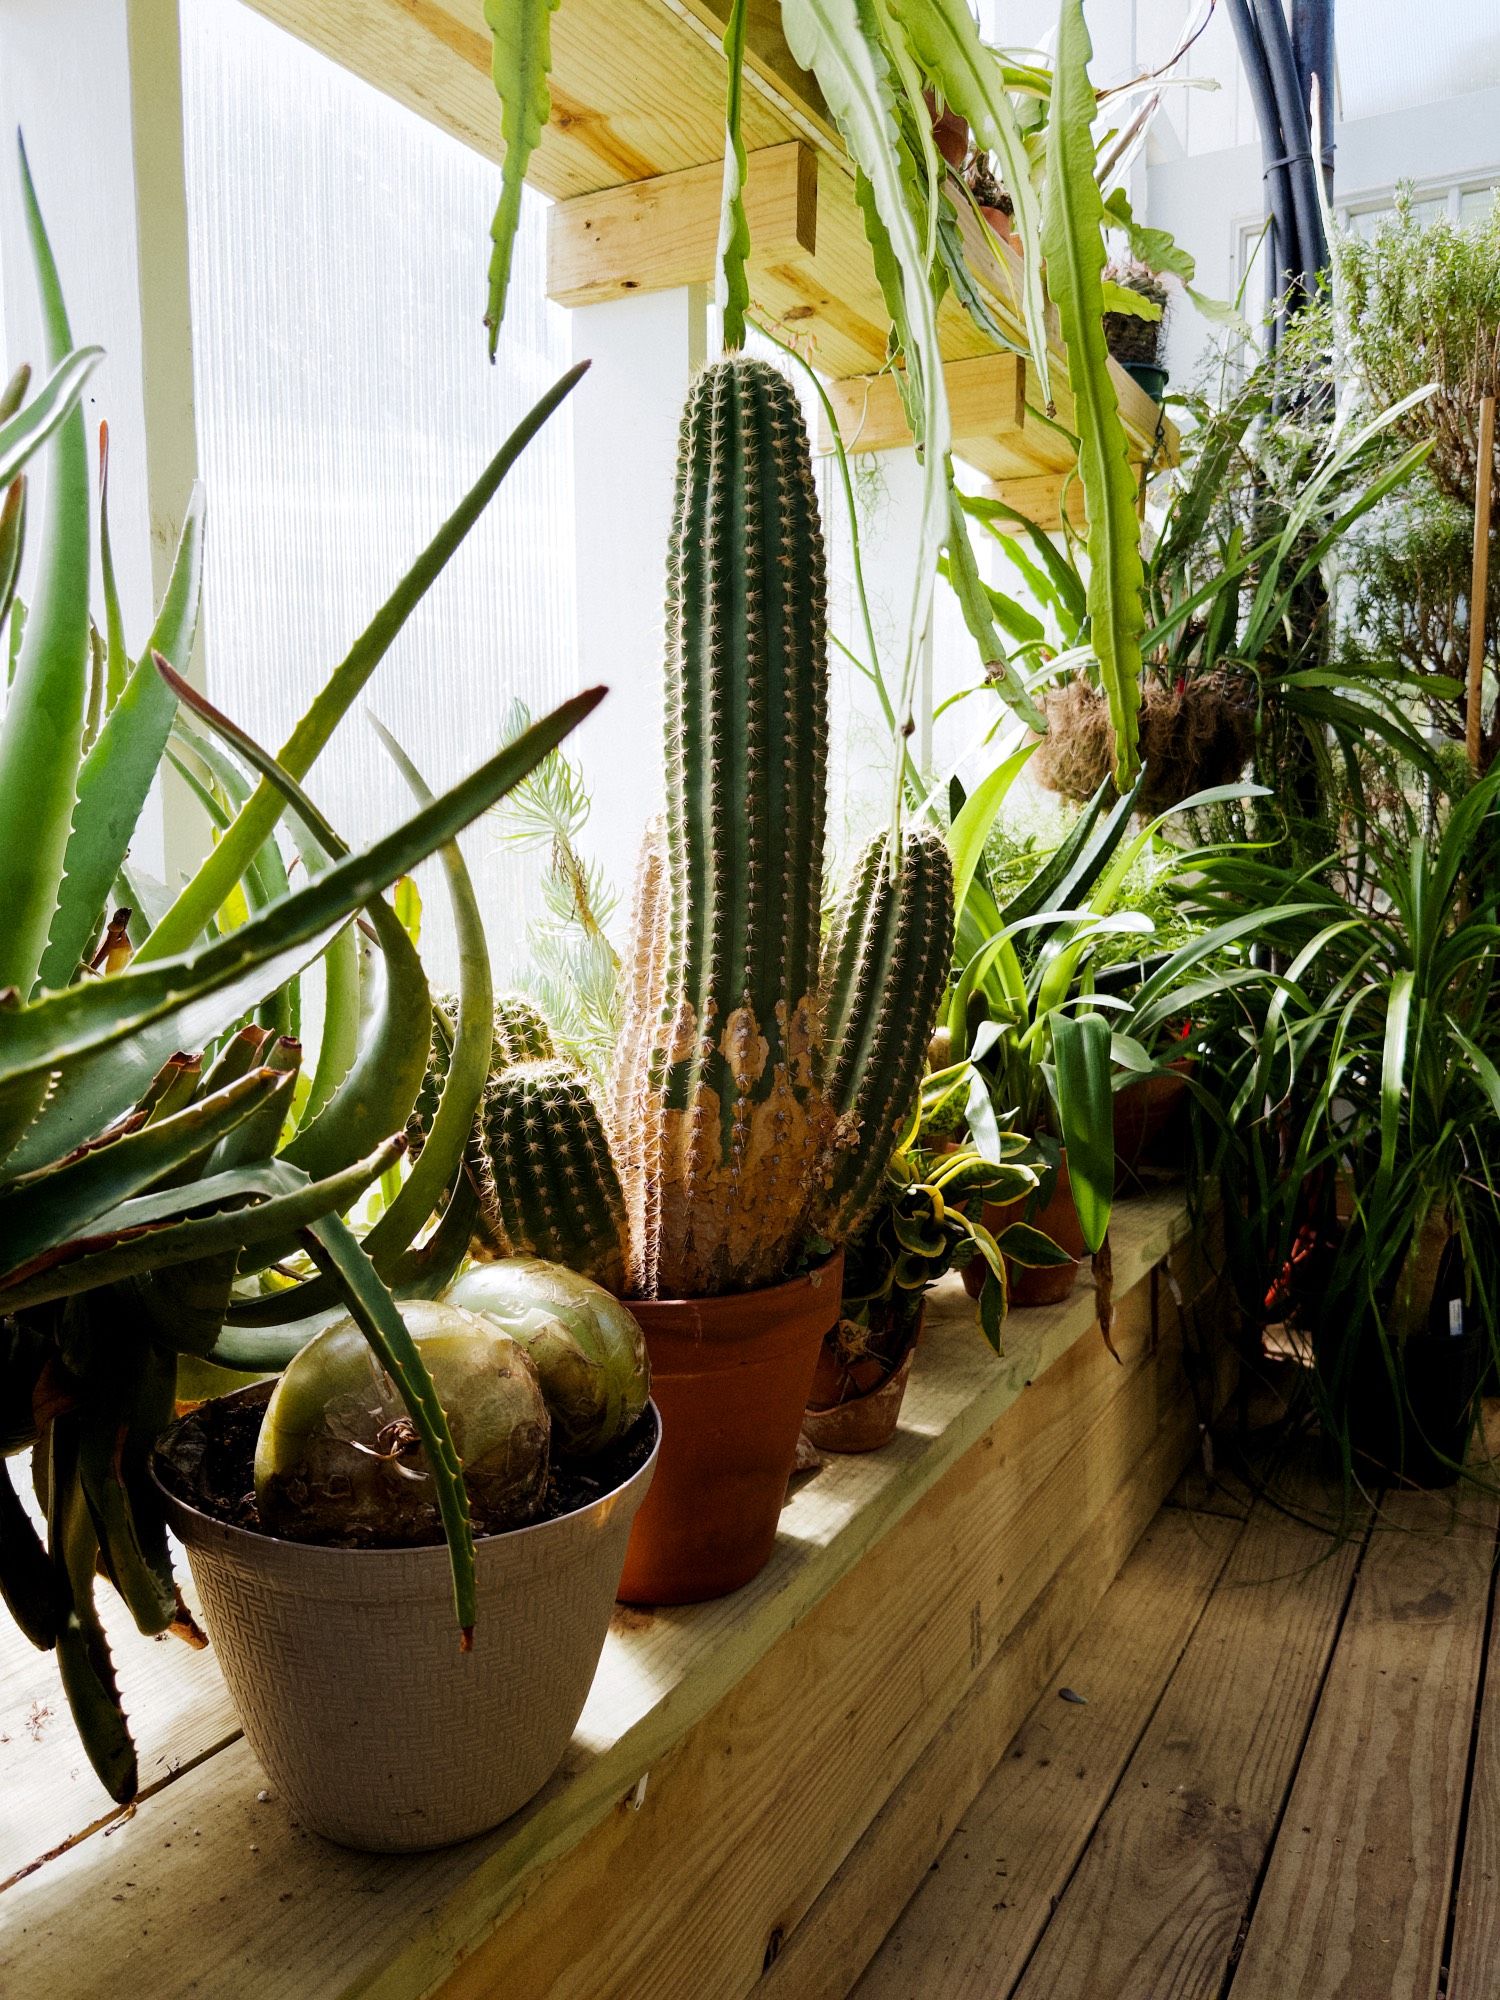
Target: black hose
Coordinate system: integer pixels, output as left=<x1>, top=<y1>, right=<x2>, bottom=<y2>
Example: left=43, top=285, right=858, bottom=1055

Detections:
left=1225, top=0, right=1297, bottom=338
left=1293, top=0, right=1336, bottom=200
left=1251, top=0, right=1327, bottom=297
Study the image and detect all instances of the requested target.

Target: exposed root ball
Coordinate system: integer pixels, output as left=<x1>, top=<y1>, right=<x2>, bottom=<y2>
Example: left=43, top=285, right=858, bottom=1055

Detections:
left=254, top=1301, right=550, bottom=1545
left=444, top=1258, right=650, bottom=1458
left=1032, top=674, right=1256, bottom=819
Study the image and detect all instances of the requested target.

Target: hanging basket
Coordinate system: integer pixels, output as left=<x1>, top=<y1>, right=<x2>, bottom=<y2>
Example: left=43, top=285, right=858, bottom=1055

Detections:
left=1032, top=673, right=1257, bottom=819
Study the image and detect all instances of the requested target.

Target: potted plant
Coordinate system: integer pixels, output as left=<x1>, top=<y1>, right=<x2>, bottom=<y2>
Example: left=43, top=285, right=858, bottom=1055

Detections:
left=420, top=357, right=957, bottom=1604
left=965, top=151, right=1017, bottom=250
left=802, top=1086, right=1037, bottom=1454
left=1188, top=768, right=1500, bottom=1488
left=0, top=148, right=636, bottom=1849
left=1102, top=256, right=1169, bottom=400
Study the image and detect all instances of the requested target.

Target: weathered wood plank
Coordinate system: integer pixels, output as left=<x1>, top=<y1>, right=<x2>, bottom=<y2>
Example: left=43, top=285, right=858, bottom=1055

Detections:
left=771, top=1432, right=1240, bottom=2000
left=1008, top=1465, right=1369, bottom=2000
left=0, top=1197, right=1203, bottom=2000
left=546, top=140, right=815, bottom=306
left=1231, top=1484, right=1499, bottom=2000
left=1448, top=1532, right=1500, bottom=2000
left=819, top=355, right=1029, bottom=480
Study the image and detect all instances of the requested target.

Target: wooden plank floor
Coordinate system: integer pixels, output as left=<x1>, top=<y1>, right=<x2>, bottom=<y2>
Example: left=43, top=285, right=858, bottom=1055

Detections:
left=856, top=1428, right=1500, bottom=2000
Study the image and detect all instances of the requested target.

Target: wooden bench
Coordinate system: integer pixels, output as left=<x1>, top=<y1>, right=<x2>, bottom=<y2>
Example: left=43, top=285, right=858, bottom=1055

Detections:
left=0, top=1188, right=1232, bottom=1999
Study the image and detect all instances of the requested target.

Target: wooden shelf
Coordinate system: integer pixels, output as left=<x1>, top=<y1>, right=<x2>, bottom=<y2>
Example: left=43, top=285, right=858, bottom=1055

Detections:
left=241, top=0, right=1177, bottom=524
left=1, top=1190, right=1231, bottom=2000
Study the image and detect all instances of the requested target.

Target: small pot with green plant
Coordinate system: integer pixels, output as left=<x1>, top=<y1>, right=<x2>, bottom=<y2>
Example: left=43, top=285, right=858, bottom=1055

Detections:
left=803, top=1077, right=1037, bottom=1453
left=1102, top=256, right=1170, bottom=400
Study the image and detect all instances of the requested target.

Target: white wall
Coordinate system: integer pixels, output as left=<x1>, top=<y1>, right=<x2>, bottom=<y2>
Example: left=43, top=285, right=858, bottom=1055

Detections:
left=1149, top=82, right=1500, bottom=382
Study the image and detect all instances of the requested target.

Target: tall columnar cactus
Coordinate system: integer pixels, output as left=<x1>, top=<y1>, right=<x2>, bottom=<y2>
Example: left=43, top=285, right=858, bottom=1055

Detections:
left=817, top=826, right=957, bottom=1242
left=625, top=357, right=835, bottom=1298
left=477, top=355, right=955, bottom=1304
left=472, top=1058, right=628, bottom=1294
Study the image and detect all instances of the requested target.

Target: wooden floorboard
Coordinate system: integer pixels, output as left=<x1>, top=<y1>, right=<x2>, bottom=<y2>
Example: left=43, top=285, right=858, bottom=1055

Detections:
left=996, top=1464, right=1368, bottom=2000
left=1447, top=1518, right=1500, bottom=2000
left=1229, top=1484, right=1499, bottom=2000
left=852, top=1505, right=1243, bottom=2000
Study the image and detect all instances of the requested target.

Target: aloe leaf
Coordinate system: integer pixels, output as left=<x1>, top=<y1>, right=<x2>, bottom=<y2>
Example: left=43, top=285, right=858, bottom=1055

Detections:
left=303, top=1213, right=476, bottom=1637
left=0, top=142, right=92, bottom=997
left=154, top=663, right=437, bottom=1187
left=97, top=421, right=128, bottom=709
left=300, top=921, right=360, bottom=1130
left=0, top=1457, right=62, bottom=1648
left=0, top=342, right=101, bottom=487
left=0, top=1144, right=401, bottom=1314
left=1039, top=2, right=1144, bottom=791
left=484, top=0, right=560, bottom=355
left=48, top=1418, right=137, bottom=1802
left=0, top=1066, right=290, bottom=1283
left=888, top=0, right=1052, bottom=405
left=356, top=720, right=492, bottom=1269
left=0, top=475, right=26, bottom=633
left=76, top=1339, right=177, bottom=1636
left=36, top=492, right=206, bottom=994
left=716, top=0, right=752, bottom=352
left=1, top=688, right=606, bottom=1171
left=138, top=363, right=589, bottom=963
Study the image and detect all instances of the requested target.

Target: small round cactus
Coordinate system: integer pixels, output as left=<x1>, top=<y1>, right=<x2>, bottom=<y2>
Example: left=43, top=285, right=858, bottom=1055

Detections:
left=472, top=1060, right=628, bottom=1294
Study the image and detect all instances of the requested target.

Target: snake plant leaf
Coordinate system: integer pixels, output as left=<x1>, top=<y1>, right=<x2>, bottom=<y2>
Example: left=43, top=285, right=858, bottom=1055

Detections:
left=483, top=0, right=560, bottom=355
left=0, top=1067, right=290, bottom=1284
left=0, top=1143, right=402, bottom=1315
left=0, top=142, right=92, bottom=997
left=716, top=0, right=752, bottom=352
left=1049, top=1007, right=1113, bottom=1253
left=0, top=343, right=101, bottom=487
left=1039, top=0, right=1145, bottom=791
left=303, top=1212, right=476, bottom=1638
left=36, top=490, right=206, bottom=995
left=887, top=0, right=1053, bottom=405
left=139, top=361, right=590, bottom=962
left=0, top=688, right=606, bottom=1173
left=781, top=0, right=948, bottom=733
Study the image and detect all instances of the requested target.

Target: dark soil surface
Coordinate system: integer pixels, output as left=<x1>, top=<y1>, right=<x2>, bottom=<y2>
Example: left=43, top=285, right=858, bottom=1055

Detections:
left=154, top=1388, right=658, bottom=1549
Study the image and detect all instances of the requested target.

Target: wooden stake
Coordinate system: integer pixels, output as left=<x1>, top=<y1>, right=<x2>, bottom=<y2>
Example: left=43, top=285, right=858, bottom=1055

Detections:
left=1466, top=391, right=1495, bottom=773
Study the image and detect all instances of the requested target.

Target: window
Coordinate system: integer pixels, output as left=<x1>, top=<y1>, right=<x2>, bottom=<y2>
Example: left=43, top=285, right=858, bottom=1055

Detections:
left=180, top=0, right=577, bottom=986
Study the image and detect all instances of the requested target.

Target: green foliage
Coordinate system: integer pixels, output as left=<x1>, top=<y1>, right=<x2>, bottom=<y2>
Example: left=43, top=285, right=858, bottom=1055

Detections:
left=0, top=160, right=601, bottom=1801
left=715, top=0, right=752, bottom=352
left=1338, top=191, right=1500, bottom=508
left=1038, top=0, right=1145, bottom=791
left=483, top=0, right=561, bottom=354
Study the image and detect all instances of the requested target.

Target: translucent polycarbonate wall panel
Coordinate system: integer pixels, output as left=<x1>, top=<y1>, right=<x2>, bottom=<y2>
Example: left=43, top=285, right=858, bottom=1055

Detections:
left=180, top=0, right=577, bottom=986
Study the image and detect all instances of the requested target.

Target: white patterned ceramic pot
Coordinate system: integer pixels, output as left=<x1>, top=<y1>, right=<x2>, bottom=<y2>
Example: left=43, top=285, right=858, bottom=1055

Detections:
left=153, top=1392, right=658, bottom=1853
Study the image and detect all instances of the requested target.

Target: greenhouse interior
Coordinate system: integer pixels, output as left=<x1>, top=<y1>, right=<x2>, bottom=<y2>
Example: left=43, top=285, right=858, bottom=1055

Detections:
left=3, top=0, right=1500, bottom=1994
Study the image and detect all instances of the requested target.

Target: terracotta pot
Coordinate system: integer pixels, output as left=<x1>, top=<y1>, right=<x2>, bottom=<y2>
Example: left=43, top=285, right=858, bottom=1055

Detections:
left=617, top=1254, right=843, bottom=1605
left=979, top=202, right=1015, bottom=245
left=804, top=1348, right=916, bottom=1456
left=1113, top=1059, right=1193, bottom=1185
left=923, top=88, right=969, bottom=170
left=962, top=1152, right=1087, bottom=1307
left=153, top=1387, right=659, bottom=1852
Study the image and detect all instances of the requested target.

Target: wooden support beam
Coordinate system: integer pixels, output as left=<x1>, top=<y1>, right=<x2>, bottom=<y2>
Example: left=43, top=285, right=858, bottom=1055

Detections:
left=547, top=139, right=815, bottom=308
left=985, top=470, right=1089, bottom=535
left=820, top=354, right=1027, bottom=480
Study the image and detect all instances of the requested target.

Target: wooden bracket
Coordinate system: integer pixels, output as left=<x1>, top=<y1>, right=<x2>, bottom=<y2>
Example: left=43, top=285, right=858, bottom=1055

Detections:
left=820, top=355, right=1027, bottom=480
left=984, top=471, right=1088, bottom=535
left=547, top=139, right=816, bottom=308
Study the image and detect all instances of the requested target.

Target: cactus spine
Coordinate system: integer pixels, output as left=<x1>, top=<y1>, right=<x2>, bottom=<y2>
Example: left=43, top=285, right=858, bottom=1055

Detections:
left=472, top=1058, right=627, bottom=1294
left=817, top=827, right=957, bottom=1241
left=622, top=358, right=834, bottom=1297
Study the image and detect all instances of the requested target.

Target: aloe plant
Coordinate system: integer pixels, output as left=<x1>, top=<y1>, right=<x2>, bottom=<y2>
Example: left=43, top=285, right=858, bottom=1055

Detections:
left=0, top=150, right=601, bottom=1803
